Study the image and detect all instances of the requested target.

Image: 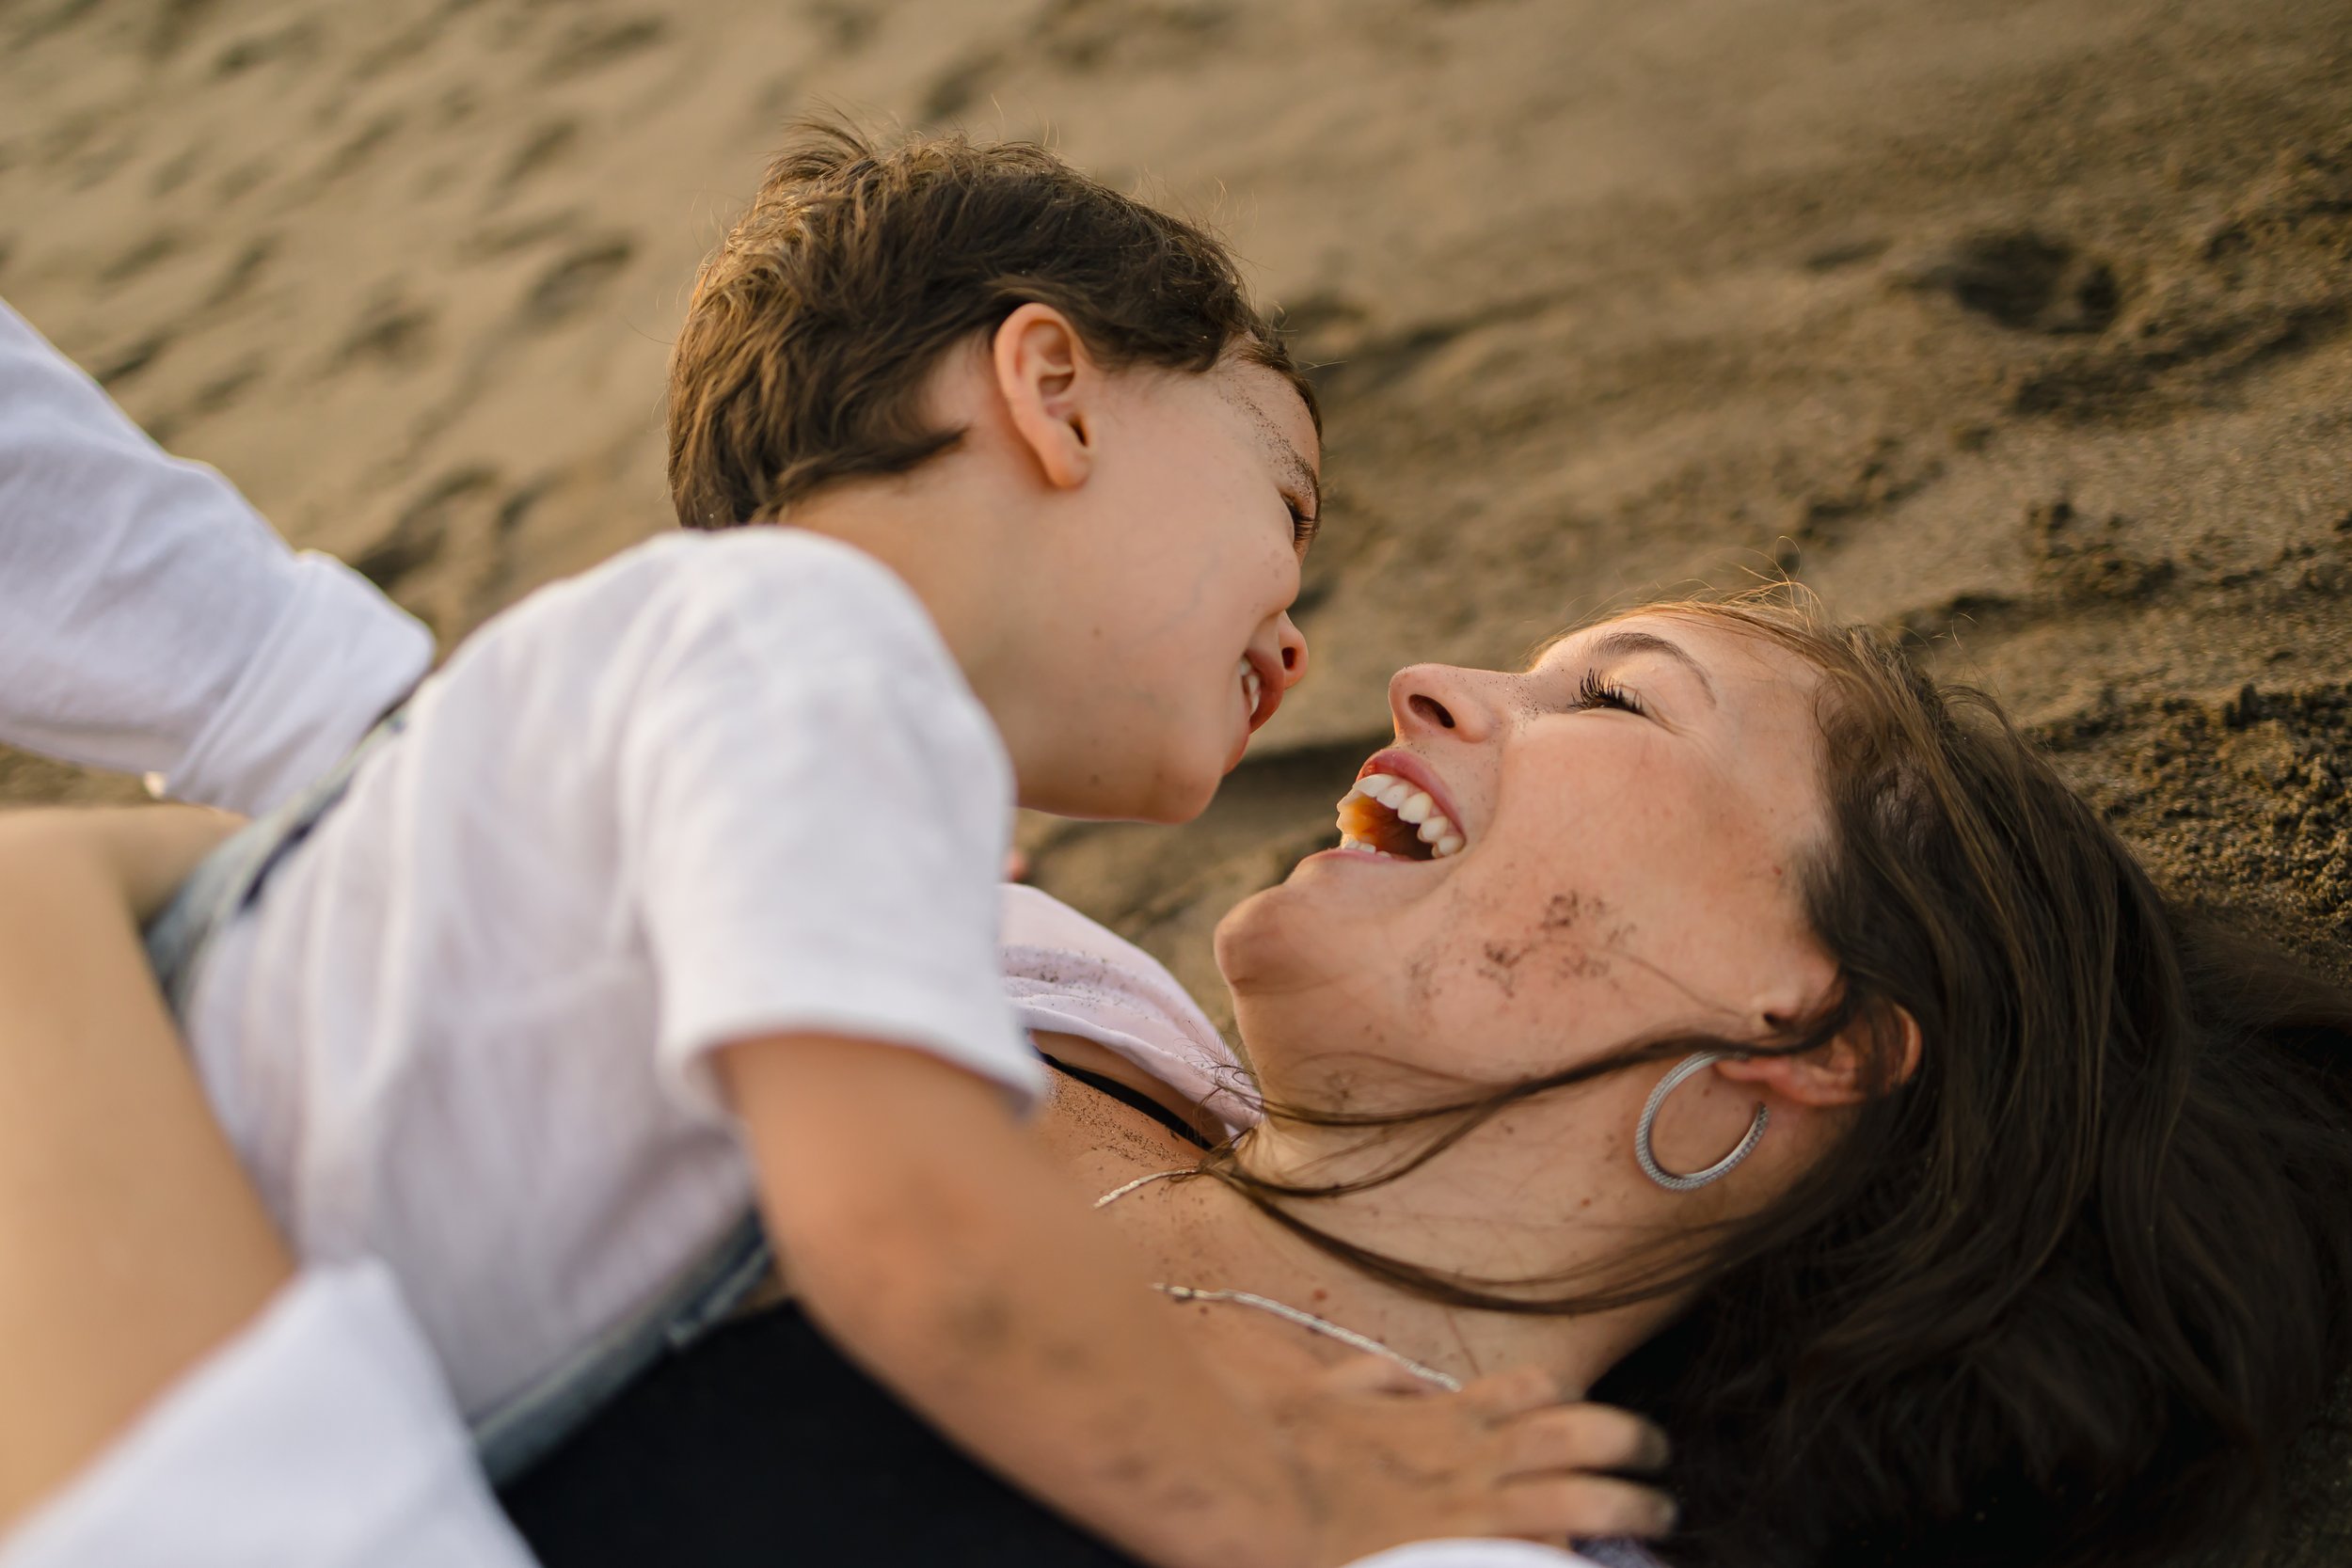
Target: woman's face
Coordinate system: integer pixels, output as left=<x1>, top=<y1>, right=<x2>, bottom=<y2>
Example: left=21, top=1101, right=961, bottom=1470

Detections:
left=1216, top=611, right=1844, bottom=1102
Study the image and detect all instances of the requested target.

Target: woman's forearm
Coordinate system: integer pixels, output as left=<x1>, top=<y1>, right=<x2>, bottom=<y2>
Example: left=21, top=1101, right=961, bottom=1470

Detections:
left=0, top=805, right=246, bottom=921
left=0, top=808, right=290, bottom=1528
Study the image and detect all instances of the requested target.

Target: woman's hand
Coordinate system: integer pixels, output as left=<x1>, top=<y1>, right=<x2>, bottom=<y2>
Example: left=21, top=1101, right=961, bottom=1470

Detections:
left=1270, top=1359, right=1676, bottom=1563
left=0, top=804, right=291, bottom=1531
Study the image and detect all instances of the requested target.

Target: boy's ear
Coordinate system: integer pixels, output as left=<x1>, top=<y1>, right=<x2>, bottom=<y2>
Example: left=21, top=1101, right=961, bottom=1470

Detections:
left=990, top=303, right=1095, bottom=492
left=1714, top=1001, right=1922, bottom=1108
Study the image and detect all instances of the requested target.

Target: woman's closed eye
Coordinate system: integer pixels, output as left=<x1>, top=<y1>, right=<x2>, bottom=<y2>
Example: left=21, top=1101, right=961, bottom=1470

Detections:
left=1573, top=670, right=1646, bottom=716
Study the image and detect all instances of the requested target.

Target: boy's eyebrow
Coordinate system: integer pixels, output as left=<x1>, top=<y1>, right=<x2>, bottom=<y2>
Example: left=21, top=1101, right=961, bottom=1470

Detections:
left=1275, top=434, right=1323, bottom=517
left=1583, top=628, right=1718, bottom=705
left=1224, top=380, right=1322, bottom=516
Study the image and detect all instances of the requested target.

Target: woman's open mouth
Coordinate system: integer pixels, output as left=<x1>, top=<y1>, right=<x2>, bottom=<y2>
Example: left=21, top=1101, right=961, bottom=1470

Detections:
left=1333, top=770, right=1467, bottom=861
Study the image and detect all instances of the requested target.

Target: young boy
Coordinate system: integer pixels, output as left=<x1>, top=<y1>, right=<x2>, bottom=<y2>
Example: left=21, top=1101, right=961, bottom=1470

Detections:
left=146, top=125, right=1578, bottom=1568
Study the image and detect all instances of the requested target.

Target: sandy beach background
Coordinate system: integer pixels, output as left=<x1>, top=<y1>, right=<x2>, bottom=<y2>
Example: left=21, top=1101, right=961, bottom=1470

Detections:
left=4, top=0, right=2348, bottom=1556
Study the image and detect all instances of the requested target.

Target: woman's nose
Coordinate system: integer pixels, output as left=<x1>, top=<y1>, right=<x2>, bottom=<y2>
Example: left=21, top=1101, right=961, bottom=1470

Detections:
left=1387, top=663, right=1496, bottom=739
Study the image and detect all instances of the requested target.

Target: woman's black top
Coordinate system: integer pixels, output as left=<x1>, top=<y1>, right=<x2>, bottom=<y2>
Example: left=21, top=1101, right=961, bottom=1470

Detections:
left=499, top=1297, right=1150, bottom=1566
left=499, top=1059, right=1206, bottom=1567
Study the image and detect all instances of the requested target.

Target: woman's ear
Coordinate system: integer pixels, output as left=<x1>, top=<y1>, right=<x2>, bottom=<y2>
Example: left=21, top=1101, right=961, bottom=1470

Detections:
left=990, top=302, right=1094, bottom=492
left=1716, top=1002, right=1922, bottom=1107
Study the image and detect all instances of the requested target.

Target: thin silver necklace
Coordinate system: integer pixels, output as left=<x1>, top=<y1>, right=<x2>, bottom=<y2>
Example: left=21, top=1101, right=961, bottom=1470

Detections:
left=1094, top=1167, right=1463, bottom=1392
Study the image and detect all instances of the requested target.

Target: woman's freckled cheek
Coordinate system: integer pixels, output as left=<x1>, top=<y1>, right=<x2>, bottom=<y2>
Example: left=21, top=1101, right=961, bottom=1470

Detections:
left=1407, top=879, right=1515, bottom=1023
left=1423, top=872, right=1625, bottom=1021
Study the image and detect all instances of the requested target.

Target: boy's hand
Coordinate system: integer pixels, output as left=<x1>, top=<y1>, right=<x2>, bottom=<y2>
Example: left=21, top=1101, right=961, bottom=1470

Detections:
left=1270, top=1359, right=1675, bottom=1563
left=721, top=1036, right=1671, bottom=1568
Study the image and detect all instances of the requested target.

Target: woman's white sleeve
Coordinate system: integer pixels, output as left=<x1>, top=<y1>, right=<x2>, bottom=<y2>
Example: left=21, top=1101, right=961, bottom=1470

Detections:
left=0, top=1262, right=542, bottom=1568
left=998, top=882, right=1258, bottom=1132
left=1343, top=1544, right=1612, bottom=1567
left=0, top=299, right=432, bottom=816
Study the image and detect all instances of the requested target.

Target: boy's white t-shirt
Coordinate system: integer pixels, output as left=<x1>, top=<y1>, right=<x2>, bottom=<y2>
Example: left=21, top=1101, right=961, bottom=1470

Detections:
left=184, top=527, right=1045, bottom=1418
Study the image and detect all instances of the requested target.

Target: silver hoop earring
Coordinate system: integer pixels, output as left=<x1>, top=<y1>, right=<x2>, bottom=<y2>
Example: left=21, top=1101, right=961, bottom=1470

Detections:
left=1635, top=1052, right=1769, bottom=1193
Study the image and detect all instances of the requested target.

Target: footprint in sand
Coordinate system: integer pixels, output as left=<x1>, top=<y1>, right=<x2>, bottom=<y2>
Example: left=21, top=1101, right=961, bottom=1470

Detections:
left=353, top=468, right=484, bottom=592
left=1916, top=230, right=2122, bottom=336
left=97, top=228, right=182, bottom=285
left=95, top=333, right=170, bottom=390
left=2026, top=498, right=2174, bottom=605
left=332, top=296, right=437, bottom=372
left=495, top=119, right=579, bottom=200
left=520, top=238, right=635, bottom=330
left=352, top=466, right=555, bottom=641
left=923, top=0, right=1235, bottom=119
left=539, top=16, right=667, bottom=85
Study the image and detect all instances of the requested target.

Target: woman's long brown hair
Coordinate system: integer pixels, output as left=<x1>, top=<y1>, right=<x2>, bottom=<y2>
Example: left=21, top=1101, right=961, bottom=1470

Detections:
left=1198, top=593, right=2352, bottom=1567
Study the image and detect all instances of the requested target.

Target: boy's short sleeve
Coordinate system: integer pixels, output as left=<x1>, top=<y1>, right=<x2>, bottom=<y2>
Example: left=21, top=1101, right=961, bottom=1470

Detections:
left=610, top=533, right=1044, bottom=1117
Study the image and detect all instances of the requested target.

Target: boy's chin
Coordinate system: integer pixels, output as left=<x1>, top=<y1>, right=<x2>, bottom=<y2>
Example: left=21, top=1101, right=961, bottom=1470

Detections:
left=1134, top=770, right=1220, bottom=826
left=1031, top=759, right=1218, bottom=825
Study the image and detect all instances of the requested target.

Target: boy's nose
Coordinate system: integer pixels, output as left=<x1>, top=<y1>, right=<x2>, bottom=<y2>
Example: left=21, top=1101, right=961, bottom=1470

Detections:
left=1275, top=612, right=1309, bottom=689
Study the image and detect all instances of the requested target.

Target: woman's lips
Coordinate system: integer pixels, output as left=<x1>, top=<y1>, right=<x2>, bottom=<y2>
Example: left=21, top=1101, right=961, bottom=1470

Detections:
left=1334, top=747, right=1470, bottom=861
left=1356, top=748, right=1467, bottom=839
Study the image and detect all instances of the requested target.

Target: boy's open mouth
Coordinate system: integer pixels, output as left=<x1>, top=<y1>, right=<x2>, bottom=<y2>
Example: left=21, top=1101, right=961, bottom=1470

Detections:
left=1333, top=771, right=1467, bottom=861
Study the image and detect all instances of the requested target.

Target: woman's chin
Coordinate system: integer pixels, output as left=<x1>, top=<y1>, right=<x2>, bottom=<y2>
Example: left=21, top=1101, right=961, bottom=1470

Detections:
left=1212, top=880, right=1309, bottom=991
left=1213, top=874, right=1369, bottom=1004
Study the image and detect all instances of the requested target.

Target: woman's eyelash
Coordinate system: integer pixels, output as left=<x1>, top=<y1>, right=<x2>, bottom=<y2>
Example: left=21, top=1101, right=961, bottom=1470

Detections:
left=1575, top=671, right=1645, bottom=715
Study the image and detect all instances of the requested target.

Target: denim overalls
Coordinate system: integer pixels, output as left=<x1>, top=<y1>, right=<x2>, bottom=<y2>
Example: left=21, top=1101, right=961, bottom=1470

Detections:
left=143, top=717, right=773, bottom=1485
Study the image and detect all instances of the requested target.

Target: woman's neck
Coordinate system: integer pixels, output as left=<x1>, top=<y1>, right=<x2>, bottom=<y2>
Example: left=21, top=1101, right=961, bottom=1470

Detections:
left=1095, top=1109, right=1692, bottom=1398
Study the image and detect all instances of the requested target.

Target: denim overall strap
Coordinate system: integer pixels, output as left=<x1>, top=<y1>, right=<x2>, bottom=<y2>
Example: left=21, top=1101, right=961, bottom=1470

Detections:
left=144, top=711, right=407, bottom=1018
left=472, top=1210, right=774, bottom=1486
left=141, top=706, right=776, bottom=1487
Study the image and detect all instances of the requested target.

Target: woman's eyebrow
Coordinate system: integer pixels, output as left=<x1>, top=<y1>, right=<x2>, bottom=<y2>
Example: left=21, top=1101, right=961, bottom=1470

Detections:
left=1582, top=629, right=1718, bottom=706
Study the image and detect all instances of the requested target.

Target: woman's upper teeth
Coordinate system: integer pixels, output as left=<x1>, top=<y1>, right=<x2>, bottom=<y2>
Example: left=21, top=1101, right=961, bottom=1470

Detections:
left=1241, top=662, right=1263, bottom=710
left=1336, top=771, right=1468, bottom=859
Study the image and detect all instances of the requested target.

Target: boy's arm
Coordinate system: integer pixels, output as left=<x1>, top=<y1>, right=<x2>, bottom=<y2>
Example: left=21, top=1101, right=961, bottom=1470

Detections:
left=721, top=1037, right=1676, bottom=1568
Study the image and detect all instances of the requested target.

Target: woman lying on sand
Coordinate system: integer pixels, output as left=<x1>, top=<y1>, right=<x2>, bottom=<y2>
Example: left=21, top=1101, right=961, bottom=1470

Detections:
left=7, top=578, right=2351, bottom=1568
left=496, top=587, right=2352, bottom=1568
